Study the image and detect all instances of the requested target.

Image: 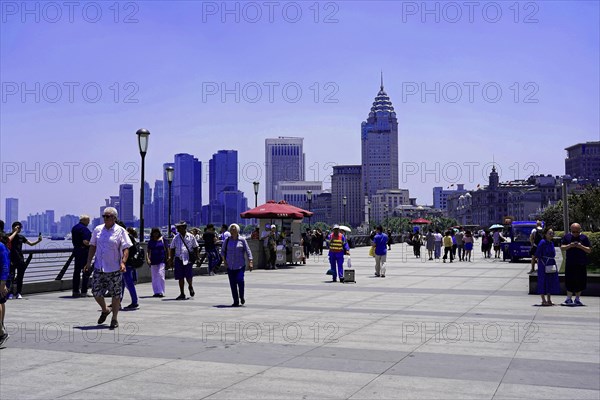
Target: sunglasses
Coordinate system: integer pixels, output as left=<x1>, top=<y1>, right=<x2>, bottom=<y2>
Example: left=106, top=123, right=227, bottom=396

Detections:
left=102, top=215, right=114, bottom=219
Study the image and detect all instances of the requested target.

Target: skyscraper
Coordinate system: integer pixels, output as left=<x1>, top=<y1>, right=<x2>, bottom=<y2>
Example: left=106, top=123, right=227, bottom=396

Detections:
left=5, top=198, right=18, bottom=224
left=265, top=137, right=305, bottom=201
left=209, top=150, right=238, bottom=203
left=119, top=184, right=134, bottom=227
left=331, top=165, right=362, bottom=227
left=207, top=150, right=247, bottom=226
left=361, top=75, right=399, bottom=199
left=173, top=154, right=202, bottom=226
left=153, top=179, right=164, bottom=227
left=143, top=181, right=153, bottom=228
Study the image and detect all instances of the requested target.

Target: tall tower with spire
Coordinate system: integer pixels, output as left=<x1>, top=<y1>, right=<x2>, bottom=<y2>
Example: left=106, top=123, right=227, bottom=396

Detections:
left=361, top=73, right=399, bottom=200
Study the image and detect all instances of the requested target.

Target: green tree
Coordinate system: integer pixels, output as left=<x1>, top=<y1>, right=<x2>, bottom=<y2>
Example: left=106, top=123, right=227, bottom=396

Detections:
left=540, top=187, right=600, bottom=232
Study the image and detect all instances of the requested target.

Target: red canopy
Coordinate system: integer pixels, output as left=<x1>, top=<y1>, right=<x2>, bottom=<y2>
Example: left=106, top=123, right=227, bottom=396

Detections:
left=240, top=200, right=313, bottom=220
left=411, top=218, right=431, bottom=224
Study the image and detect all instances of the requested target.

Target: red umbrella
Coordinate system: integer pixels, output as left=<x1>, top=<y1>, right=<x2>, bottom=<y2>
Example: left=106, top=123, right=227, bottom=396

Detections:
left=411, top=218, right=431, bottom=224
left=240, top=200, right=312, bottom=220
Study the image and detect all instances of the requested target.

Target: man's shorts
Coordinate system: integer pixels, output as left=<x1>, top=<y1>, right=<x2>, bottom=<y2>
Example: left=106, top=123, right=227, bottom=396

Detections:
left=529, top=245, right=537, bottom=257
left=92, top=270, right=122, bottom=298
left=174, top=258, right=193, bottom=280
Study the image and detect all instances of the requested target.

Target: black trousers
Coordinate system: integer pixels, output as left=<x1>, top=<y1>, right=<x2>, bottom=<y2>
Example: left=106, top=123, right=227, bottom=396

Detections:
left=12, top=258, right=28, bottom=295
left=72, top=249, right=91, bottom=294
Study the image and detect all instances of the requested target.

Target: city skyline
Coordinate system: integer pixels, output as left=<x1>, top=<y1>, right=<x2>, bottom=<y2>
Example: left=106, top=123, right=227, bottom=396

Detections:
left=1, top=2, right=598, bottom=218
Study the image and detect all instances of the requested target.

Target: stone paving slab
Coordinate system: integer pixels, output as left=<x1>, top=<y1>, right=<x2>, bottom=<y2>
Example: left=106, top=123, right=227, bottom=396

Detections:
left=0, top=244, right=598, bottom=400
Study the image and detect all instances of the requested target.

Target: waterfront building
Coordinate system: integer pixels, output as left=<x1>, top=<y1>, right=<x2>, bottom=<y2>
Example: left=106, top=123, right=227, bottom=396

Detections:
left=371, top=189, right=411, bottom=223
left=433, top=184, right=467, bottom=210
left=361, top=76, right=399, bottom=200
left=332, top=165, right=362, bottom=227
left=119, top=184, right=134, bottom=227
left=173, top=154, right=202, bottom=226
left=265, top=137, right=305, bottom=201
left=274, top=181, right=323, bottom=208
left=447, top=169, right=564, bottom=227
left=152, top=179, right=164, bottom=228
left=565, top=141, right=600, bottom=182
left=308, top=192, right=333, bottom=225
left=205, top=150, right=248, bottom=226
left=5, top=197, right=18, bottom=225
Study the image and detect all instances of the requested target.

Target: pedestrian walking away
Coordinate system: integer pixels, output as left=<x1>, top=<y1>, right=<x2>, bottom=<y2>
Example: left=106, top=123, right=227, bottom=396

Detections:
left=372, top=226, right=388, bottom=277
left=71, top=215, right=92, bottom=297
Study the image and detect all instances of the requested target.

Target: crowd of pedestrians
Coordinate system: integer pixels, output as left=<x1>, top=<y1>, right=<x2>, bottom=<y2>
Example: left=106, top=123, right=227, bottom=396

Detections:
left=0, top=214, right=593, bottom=348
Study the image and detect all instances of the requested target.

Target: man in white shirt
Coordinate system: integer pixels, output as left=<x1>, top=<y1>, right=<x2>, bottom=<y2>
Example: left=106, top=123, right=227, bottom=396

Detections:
left=84, top=207, right=132, bottom=330
left=168, top=221, right=199, bottom=300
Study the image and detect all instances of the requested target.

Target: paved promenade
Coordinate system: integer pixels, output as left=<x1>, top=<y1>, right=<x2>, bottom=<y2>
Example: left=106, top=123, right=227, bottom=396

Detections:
left=1, top=244, right=599, bottom=400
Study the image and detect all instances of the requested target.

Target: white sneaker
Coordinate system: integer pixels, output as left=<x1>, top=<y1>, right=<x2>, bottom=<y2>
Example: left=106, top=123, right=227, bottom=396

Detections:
left=16, top=294, right=23, bottom=299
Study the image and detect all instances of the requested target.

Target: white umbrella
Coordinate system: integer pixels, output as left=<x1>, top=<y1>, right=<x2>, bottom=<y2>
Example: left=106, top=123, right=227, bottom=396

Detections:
left=338, top=225, right=352, bottom=233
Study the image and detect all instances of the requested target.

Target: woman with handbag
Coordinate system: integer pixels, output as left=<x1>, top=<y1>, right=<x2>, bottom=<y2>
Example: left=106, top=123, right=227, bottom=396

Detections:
left=535, top=227, right=560, bottom=306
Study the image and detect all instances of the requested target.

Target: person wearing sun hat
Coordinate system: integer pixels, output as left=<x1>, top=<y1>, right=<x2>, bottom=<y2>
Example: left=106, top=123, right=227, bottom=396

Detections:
left=168, top=221, right=199, bottom=300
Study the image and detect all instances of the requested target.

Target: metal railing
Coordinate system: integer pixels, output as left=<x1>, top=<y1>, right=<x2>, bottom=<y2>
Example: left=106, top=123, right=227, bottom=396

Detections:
left=22, top=248, right=75, bottom=284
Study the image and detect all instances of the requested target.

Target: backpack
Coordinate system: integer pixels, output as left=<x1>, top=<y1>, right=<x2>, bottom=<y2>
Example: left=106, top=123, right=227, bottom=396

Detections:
left=128, top=239, right=146, bottom=268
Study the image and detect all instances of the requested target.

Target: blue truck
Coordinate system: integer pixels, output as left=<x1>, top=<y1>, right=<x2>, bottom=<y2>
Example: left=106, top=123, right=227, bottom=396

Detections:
left=501, top=221, right=543, bottom=262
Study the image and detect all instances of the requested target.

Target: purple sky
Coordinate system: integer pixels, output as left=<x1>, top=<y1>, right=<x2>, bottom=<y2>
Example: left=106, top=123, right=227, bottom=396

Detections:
left=1, top=1, right=599, bottom=220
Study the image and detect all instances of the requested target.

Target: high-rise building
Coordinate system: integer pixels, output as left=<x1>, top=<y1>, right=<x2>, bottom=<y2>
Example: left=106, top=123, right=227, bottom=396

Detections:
left=5, top=198, right=18, bottom=224
left=273, top=181, right=323, bottom=208
left=565, top=141, right=600, bottom=182
left=206, top=150, right=247, bottom=226
left=143, top=181, right=153, bottom=228
left=119, top=184, right=134, bottom=227
left=209, top=150, right=238, bottom=203
left=26, top=210, right=55, bottom=234
left=361, top=76, right=399, bottom=200
left=173, top=154, right=202, bottom=226
left=433, top=184, right=467, bottom=210
left=153, top=179, right=164, bottom=227
left=331, top=165, right=362, bottom=227
left=371, top=189, right=411, bottom=223
left=59, top=214, right=79, bottom=235
left=265, top=137, right=305, bottom=201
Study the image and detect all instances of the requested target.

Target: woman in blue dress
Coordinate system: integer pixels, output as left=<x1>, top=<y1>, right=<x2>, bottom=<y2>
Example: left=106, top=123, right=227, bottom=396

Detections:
left=535, top=228, right=560, bottom=306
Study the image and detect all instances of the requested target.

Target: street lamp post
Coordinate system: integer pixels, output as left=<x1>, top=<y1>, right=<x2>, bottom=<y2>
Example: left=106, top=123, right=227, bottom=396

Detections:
left=253, top=181, right=260, bottom=208
left=562, top=175, right=572, bottom=231
left=306, top=190, right=313, bottom=228
left=136, top=129, right=150, bottom=242
left=384, top=204, right=389, bottom=225
left=342, top=195, right=347, bottom=226
left=367, top=200, right=371, bottom=228
left=166, top=166, right=174, bottom=238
